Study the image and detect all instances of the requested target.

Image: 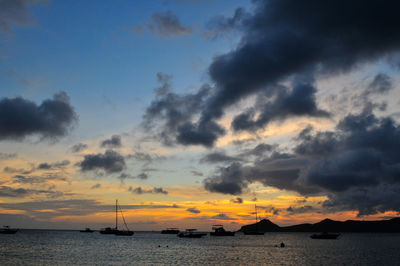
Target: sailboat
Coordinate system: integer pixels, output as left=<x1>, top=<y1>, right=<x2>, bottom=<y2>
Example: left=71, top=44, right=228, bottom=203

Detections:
left=243, top=204, right=265, bottom=235
left=100, top=200, right=134, bottom=236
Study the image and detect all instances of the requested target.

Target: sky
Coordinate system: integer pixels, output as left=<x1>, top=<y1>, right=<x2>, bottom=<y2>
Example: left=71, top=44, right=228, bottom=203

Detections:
left=1, top=0, right=400, bottom=231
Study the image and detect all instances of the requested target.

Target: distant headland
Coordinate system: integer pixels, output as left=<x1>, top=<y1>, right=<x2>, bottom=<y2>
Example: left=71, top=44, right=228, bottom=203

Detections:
left=239, top=217, right=400, bottom=232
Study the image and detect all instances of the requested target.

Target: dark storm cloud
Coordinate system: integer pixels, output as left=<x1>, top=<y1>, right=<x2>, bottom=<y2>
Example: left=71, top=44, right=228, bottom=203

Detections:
left=146, top=0, right=400, bottom=147
left=143, top=74, right=212, bottom=146
left=186, top=207, right=200, bottom=214
left=79, top=150, right=126, bottom=174
left=204, top=104, right=400, bottom=216
left=206, top=0, right=400, bottom=122
left=294, top=126, right=338, bottom=157
left=0, top=0, right=46, bottom=33
left=230, top=197, right=243, bottom=204
left=175, top=119, right=225, bottom=147
left=200, top=151, right=242, bottom=164
left=203, top=153, right=309, bottom=195
left=204, top=100, right=400, bottom=211
left=146, top=11, right=192, bottom=38
left=100, top=135, right=122, bottom=148
left=298, top=109, right=400, bottom=198
left=129, top=186, right=168, bottom=195
left=231, top=83, right=329, bottom=132
left=204, top=162, right=246, bottom=195
left=70, top=143, right=88, bottom=153
left=322, top=185, right=400, bottom=217
left=0, top=92, right=77, bottom=141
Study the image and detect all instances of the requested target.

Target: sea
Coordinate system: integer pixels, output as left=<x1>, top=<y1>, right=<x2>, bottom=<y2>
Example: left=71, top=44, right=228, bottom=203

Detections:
left=1, top=230, right=400, bottom=265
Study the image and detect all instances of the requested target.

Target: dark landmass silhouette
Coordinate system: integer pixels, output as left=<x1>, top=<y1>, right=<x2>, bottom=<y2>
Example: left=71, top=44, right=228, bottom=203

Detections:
left=239, top=217, right=400, bottom=232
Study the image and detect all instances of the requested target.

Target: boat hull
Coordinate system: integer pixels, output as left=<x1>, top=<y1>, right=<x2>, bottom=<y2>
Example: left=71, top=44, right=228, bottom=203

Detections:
left=115, top=230, right=134, bottom=236
left=0, top=229, right=18, bottom=234
left=99, top=227, right=119, bottom=234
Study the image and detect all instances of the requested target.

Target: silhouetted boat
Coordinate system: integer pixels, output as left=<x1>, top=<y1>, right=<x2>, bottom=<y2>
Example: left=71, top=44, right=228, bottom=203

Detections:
left=161, top=228, right=180, bottom=234
left=80, top=228, right=94, bottom=233
left=178, top=229, right=207, bottom=238
left=99, top=227, right=119, bottom=235
left=100, top=200, right=134, bottom=236
left=0, top=226, right=18, bottom=234
left=310, top=232, right=340, bottom=239
left=210, top=225, right=235, bottom=236
left=243, top=205, right=265, bottom=235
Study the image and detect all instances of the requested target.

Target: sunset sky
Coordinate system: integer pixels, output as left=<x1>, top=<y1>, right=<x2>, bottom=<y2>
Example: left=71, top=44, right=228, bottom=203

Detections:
left=1, top=0, right=400, bottom=231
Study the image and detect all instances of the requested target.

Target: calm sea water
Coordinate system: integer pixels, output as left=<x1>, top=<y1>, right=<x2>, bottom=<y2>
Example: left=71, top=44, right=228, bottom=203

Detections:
left=0, top=230, right=399, bottom=265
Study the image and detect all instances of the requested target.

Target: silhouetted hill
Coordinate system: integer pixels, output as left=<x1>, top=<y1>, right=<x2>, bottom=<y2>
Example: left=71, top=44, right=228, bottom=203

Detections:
left=239, top=217, right=400, bottom=232
left=240, top=219, right=280, bottom=232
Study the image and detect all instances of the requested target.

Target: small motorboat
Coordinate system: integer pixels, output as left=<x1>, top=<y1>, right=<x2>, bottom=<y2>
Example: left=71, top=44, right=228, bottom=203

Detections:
left=210, top=225, right=235, bottom=236
left=80, top=228, right=94, bottom=233
left=310, top=232, right=340, bottom=239
left=0, top=226, right=18, bottom=234
left=178, top=229, right=207, bottom=238
left=161, top=228, right=180, bottom=234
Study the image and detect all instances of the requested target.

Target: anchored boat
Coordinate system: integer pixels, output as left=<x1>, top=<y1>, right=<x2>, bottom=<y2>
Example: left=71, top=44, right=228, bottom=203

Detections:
left=178, top=229, right=207, bottom=238
left=0, top=226, right=18, bottom=234
left=243, top=205, right=265, bottom=235
left=210, top=225, right=235, bottom=236
left=100, top=200, right=134, bottom=236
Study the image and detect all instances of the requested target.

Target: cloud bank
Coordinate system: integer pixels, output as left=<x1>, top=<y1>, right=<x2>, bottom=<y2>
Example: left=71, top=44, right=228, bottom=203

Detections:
left=144, top=0, right=400, bottom=147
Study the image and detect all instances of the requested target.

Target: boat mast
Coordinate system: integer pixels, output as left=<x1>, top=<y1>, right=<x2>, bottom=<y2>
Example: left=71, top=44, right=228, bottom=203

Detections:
left=116, top=199, right=118, bottom=230
left=255, top=204, right=258, bottom=223
left=255, top=204, right=259, bottom=231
